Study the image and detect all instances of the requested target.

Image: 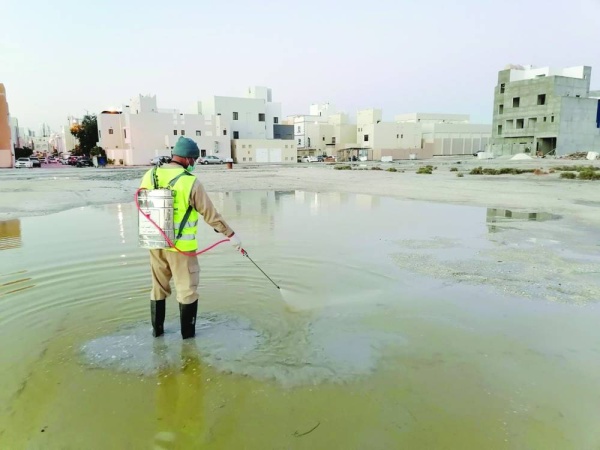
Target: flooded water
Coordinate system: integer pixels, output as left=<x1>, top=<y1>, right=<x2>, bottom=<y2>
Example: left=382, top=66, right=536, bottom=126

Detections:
left=1, top=191, right=600, bottom=449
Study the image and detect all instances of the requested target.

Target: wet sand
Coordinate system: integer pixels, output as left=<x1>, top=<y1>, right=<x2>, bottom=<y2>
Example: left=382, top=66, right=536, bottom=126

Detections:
left=1, top=157, right=600, bottom=226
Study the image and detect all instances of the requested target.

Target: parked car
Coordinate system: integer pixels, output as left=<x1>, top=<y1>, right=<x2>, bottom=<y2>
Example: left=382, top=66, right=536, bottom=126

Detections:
left=197, top=155, right=224, bottom=165
left=76, top=157, right=94, bottom=167
left=150, top=155, right=171, bottom=165
left=67, top=156, right=80, bottom=165
left=15, top=157, right=33, bottom=168
left=48, top=156, right=58, bottom=163
left=29, top=157, right=41, bottom=168
left=301, top=156, right=319, bottom=163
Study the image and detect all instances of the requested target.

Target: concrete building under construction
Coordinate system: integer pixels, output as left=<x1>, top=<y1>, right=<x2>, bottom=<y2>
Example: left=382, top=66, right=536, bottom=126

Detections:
left=490, top=65, right=600, bottom=156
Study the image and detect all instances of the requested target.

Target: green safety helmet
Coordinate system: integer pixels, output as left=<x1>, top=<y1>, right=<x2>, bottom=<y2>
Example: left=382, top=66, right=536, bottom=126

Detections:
left=172, top=137, right=200, bottom=159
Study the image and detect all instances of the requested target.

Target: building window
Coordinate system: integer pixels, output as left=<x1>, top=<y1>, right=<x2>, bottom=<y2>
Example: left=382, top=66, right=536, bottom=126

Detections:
left=109, top=128, right=114, bottom=135
left=233, top=112, right=239, bottom=120
left=322, top=136, right=325, bottom=141
left=364, top=134, right=369, bottom=142
left=516, top=119, right=524, bottom=129
left=274, top=117, right=279, bottom=124
left=396, top=134, right=399, bottom=138
left=332, top=137, right=336, bottom=144
left=497, top=125, right=503, bottom=135
left=243, top=157, right=246, bottom=161
left=201, top=149, right=206, bottom=157
left=258, top=113, right=265, bottom=122
left=99, top=130, right=101, bottom=138
left=233, top=131, right=239, bottom=139
left=181, top=130, right=185, bottom=135
left=513, top=97, right=520, bottom=108
left=298, top=139, right=301, bottom=145
left=543, top=117, right=547, bottom=122
left=401, top=134, right=404, bottom=139
left=500, top=83, right=506, bottom=93
left=223, top=129, right=227, bottom=136
left=551, top=115, right=555, bottom=122
left=173, top=130, right=177, bottom=136
left=196, top=130, right=201, bottom=136
left=537, top=94, right=546, bottom=105
left=123, top=129, right=127, bottom=138
left=499, top=104, right=504, bottom=114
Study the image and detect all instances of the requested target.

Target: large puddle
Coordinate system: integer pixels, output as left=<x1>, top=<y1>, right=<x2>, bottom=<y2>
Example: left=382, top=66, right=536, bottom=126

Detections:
left=1, top=191, right=600, bottom=448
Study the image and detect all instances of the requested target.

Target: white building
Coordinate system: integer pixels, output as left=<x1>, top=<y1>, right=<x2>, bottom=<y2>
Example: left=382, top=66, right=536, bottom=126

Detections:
left=231, top=139, right=297, bottom=164
left=490, top=65, right=600, bottom=156
left=98, top=95, right=231, bottom=165
left=291, top=103, right=357, bottom=156
left=198, top=86, right=281, bottom=140
left=353, top=109, right=491, bottom=160
left=60, top=117, right=80, bottom=154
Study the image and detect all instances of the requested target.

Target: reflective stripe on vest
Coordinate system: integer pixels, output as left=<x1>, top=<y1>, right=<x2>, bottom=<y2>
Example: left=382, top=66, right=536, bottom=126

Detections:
left=174, top=220, right=198, bottom=229
left=140, top=166, right=199, bottom=252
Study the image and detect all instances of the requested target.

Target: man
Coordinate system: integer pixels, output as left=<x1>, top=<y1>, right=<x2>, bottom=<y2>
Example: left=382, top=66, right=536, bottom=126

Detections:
left=140, top=137, right=242, bottom=339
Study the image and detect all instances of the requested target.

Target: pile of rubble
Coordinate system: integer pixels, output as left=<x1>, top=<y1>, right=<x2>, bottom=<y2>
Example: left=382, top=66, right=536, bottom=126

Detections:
left=561, top=152, right=590, bottom=160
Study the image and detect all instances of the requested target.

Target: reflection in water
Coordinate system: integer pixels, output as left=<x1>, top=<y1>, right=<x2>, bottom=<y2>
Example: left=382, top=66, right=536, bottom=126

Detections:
left=486, top=208, right=560, bottom=232
left=0, top=219, right=21, bottom=250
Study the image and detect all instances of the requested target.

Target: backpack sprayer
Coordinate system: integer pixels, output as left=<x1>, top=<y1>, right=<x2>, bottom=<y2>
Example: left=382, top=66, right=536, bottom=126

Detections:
left=134, top=172, right=280, bottom=289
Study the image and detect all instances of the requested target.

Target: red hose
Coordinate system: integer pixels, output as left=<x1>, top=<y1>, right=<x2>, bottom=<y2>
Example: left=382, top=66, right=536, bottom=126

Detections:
left=135, top=188, right=230, bottom=257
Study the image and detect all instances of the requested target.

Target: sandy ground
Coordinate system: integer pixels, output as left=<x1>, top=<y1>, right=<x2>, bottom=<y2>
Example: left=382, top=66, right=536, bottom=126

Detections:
left=1, top=157, right=600, bottom=226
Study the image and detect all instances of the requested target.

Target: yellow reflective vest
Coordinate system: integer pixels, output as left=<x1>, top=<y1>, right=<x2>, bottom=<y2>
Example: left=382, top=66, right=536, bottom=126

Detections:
left=140, top=166, right=199, bottom=252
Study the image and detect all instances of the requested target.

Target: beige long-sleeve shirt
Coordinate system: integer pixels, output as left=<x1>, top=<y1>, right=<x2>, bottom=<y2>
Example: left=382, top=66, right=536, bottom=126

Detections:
left=189, top=178, right=234, bottom=237
left=162, top=163, right=234, bottom=237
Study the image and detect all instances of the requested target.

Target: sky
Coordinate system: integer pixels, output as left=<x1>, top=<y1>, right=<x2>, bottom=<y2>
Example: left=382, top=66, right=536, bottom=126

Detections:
left=1, top=0, right=599, bottom=131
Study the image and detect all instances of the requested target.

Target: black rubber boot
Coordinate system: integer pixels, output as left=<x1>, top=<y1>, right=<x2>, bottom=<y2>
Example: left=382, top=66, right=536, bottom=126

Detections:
left=151, top=300, right=166, bottom=337
left=179, top=300, right=198, bottom=339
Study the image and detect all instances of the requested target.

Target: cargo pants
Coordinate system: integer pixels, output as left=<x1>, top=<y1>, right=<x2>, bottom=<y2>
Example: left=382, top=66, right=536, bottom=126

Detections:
left=149, top=250, right=200, bottom=304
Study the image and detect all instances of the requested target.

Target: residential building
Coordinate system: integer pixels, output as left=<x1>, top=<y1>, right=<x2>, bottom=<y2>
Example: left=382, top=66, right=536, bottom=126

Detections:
left=31, top=136, right=51, bottom=154
left=353, top=109, right=491, bottom=160
left=231, top=139, right=297, bottom=164
left=490, top=65, right=600, bottom=156
left=397, top=113, right=491, bottom=156
left=273, top=124, right=294, bottom=140
left=198, top=86, right=281, bottom=140
left=291, top=103, right=357, bottom=157
left=98, top=94, right=231, bottom=165
left=60, top=117, right=80, bottom=154
left=0, top=84, right=12, bottom=168
left=9, top=118, right=19, bottom=151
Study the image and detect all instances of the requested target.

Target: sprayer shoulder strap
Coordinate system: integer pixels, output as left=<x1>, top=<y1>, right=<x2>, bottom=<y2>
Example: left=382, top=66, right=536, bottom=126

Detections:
left=151, top=166, right=159, bottom=189
left=167, top=171, right=195, bottom=240
left=167, top=171, right=192, bottom=188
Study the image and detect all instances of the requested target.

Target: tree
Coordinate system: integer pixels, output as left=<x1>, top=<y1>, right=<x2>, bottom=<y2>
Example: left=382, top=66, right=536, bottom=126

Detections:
left=89, top=146, right=106, bottom=158
left=70, top=114, right=98, bottom=156
left=15, top=147, right=33, bottom=159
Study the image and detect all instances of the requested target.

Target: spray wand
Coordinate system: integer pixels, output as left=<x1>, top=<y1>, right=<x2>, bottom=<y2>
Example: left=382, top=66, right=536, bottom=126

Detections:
left=241, top=249, right=280, bottom=290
